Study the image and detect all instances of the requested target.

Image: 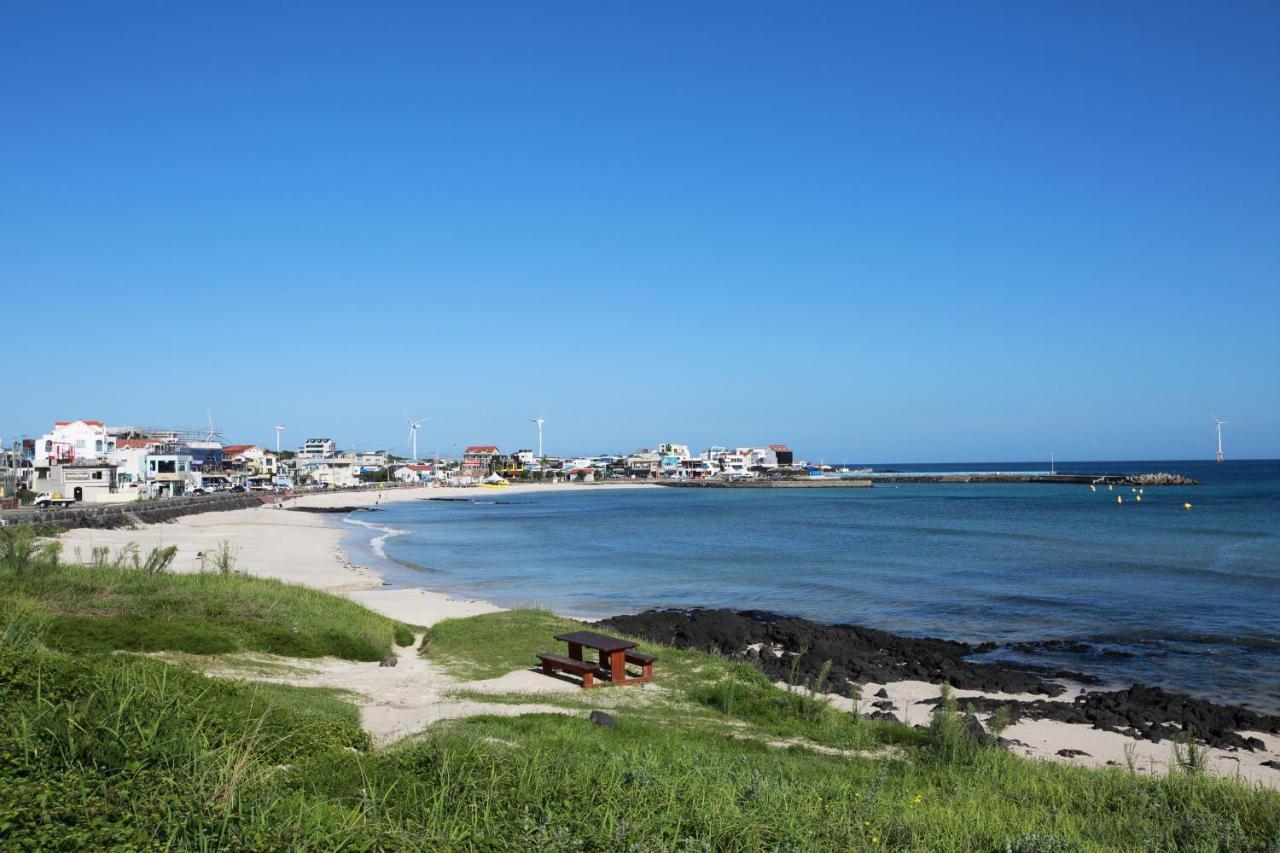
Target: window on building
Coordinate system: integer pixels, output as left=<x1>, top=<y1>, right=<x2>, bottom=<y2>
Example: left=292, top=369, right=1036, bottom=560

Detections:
left=92, top=471, right=102, bottom=480
left=95, top=440, right=103, bottom=452
left=76, top=440, right=85, bottom=450
left=44, top=440, right=52, bottom=452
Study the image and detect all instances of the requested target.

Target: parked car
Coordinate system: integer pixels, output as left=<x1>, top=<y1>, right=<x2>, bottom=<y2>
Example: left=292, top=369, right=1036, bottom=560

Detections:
left=190, top=488, right=208, bottom=496
left=230, top=485, right=247, bottom=493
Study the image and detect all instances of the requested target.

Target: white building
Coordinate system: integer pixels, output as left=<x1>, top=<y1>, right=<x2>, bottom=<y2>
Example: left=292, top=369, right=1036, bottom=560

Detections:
left=145, top=454, right=197, bottom=497
left=394, top=463, right=435, bottom=483
left=298, top=438, right=337, bottom=459
left=109, top=438, right=161, bottom=492
left=355, top=450, right=390, bottom=470
left=32, top=461, right=121, bottom=503
left=298, top=454, right=358, bottom=487
left=35, top=419, right=115, bottom=466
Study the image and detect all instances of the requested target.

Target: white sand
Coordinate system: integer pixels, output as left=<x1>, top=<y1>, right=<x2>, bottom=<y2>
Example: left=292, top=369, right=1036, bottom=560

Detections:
left=56, top=483, right=1280, bottom=786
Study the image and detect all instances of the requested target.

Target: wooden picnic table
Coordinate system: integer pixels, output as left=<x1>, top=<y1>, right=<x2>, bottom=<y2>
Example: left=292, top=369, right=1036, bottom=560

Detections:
left=554, top=630, right=636, bottom=685
left=536, top=631, right=657, bottom=688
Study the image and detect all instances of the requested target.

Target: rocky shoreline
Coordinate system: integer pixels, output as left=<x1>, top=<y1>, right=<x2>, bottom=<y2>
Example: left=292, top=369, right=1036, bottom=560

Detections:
left=600, top=608, right=1280, bottom=752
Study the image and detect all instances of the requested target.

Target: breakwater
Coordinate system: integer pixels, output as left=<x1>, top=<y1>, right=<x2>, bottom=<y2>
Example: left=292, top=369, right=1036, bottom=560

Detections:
left=854, top=471, right=1199, bottom=485
left=656, top=478, right=872, bottom=488
left=655, top=472, right=1197, bottom=487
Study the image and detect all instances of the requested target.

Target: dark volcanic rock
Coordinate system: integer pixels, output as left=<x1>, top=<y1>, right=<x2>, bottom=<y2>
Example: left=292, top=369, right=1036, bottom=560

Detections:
left=962, top=715, right=988, bottom=744
left=1262, top=760, right=1280, bottom=771
left=379, top=655, right=398, bottom=667
left=599, top=608, right=1067, bottom=699
left=910, top=684, right=1280, bottom=751
left=288, top=506, right=374, bottom=514
left=864, top=711, right=899, bottom=723
left=872, top=700, right=896, bottom=711
left=599, top=608, right=1280, bottom=754
left=589, top=710, right=615, bottom=728
left=1057, top=749, right=1090, bottom=758
left=874, top=687, right=889, bottom=699
left=1005, top=638, right=1134, bottom=662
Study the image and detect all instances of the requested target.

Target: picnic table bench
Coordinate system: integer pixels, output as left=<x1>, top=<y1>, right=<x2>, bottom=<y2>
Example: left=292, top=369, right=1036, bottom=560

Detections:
left=536, top=630, right=656, bottom=688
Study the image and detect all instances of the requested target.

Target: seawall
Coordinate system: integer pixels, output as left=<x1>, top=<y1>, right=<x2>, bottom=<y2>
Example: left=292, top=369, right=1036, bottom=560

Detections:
left=1, top=493, right=265, bottom=529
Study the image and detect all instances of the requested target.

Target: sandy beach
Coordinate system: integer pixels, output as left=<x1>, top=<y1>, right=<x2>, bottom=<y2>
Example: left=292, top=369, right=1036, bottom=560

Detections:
left=56, top=481, right=1280, bottom=788
left=58, top=482, right=654, bottom=627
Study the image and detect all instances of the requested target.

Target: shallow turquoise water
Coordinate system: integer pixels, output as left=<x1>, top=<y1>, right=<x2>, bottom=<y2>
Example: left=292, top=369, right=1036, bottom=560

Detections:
left=359, top=459, right=1280, bottom=711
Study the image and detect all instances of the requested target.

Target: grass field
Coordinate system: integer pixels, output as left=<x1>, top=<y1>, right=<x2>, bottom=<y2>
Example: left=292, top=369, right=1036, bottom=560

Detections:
left=2, top=525, right=1278, bottom=850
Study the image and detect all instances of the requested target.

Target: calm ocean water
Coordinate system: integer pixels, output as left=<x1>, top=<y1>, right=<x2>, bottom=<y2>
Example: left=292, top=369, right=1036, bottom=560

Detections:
left=352, top=460, right=1280, bottom=712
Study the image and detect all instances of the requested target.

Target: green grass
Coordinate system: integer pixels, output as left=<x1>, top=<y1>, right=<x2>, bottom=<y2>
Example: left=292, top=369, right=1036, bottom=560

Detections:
left=3, top=529, right=1279, bottom=850
left=3, top=557, right=413, bottom=661
left=420, top=608, right=583, bottom=679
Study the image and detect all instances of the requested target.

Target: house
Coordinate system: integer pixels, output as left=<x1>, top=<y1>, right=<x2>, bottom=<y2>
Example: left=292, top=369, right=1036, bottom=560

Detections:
left=298, top=438, right=337, bottom=459
left=32, top=461, right=120, bottom=503
left=624, top=450, right=662, bottom=476
left=297, top=454, right=358, bottom=488
left=770, top=444, right=794, bottom=466
left=462, top=446, right=499, bottom=477
left=145, top=454, right=196, bottom=497
left=674, top=458, right=716, bottom=479
left=224, top=445, right=278, bottom=477
left=394, top=463, right=435, bottom=483
left=110, top=438, right=161, bottom=489
left=355, top=450, right=389, bottom=470
left=35, top=419, right=115, bottom=465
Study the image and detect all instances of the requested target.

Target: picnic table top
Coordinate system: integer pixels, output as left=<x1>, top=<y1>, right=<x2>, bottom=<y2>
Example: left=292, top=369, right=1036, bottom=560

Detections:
left=554, top=630, right=637, bottom=653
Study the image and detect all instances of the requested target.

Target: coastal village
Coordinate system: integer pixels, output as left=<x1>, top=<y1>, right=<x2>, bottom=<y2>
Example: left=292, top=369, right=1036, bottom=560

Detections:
left=0, top=417, right=801, bottom=509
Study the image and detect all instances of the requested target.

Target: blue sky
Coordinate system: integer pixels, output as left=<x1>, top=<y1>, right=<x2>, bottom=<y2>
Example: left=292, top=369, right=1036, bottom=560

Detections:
left=3, top=3, right=1277, bottom=461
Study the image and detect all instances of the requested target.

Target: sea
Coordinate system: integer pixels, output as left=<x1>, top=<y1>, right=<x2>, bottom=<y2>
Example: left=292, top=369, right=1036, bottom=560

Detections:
left=343, top=460, right=1280, bottom=713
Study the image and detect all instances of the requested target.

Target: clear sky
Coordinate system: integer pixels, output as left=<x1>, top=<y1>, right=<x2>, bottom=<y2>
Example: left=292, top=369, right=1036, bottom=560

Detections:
left=4, top=3, right=1277, bottom=462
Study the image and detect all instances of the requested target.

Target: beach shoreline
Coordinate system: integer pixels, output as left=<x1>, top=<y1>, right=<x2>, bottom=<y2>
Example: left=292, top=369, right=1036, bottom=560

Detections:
left=54, top=482, right=1280, bottom=788
left=56, top=481, right=656, bottom=626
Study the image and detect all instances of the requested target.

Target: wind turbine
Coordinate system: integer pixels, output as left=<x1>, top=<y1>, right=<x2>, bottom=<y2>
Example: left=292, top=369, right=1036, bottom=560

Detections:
left=205, top=410, right=217, bottom=441
left=1212, top=414, right=1228, bottom=463
left=273, top=425, right=285, bottom=454
left=529, top=416, right=545, bottom=459
left=406, top=414, right=425, bottom=462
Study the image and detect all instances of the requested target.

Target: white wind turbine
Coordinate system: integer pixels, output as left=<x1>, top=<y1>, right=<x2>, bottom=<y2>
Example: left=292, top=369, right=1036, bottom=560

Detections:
left=1212, top=414, right=1228, bottom=463
left=529, top=416, right=545, bottom=459
left=406, top=414, right=426, bottom=462
left=273, top=425, right=285, bottom=453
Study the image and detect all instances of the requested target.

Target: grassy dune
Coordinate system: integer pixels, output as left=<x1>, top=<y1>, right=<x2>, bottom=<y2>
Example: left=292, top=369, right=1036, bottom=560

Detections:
left=2, top=527, right=1278, bottom=849
left=2, top=536, right=413, bottom=659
